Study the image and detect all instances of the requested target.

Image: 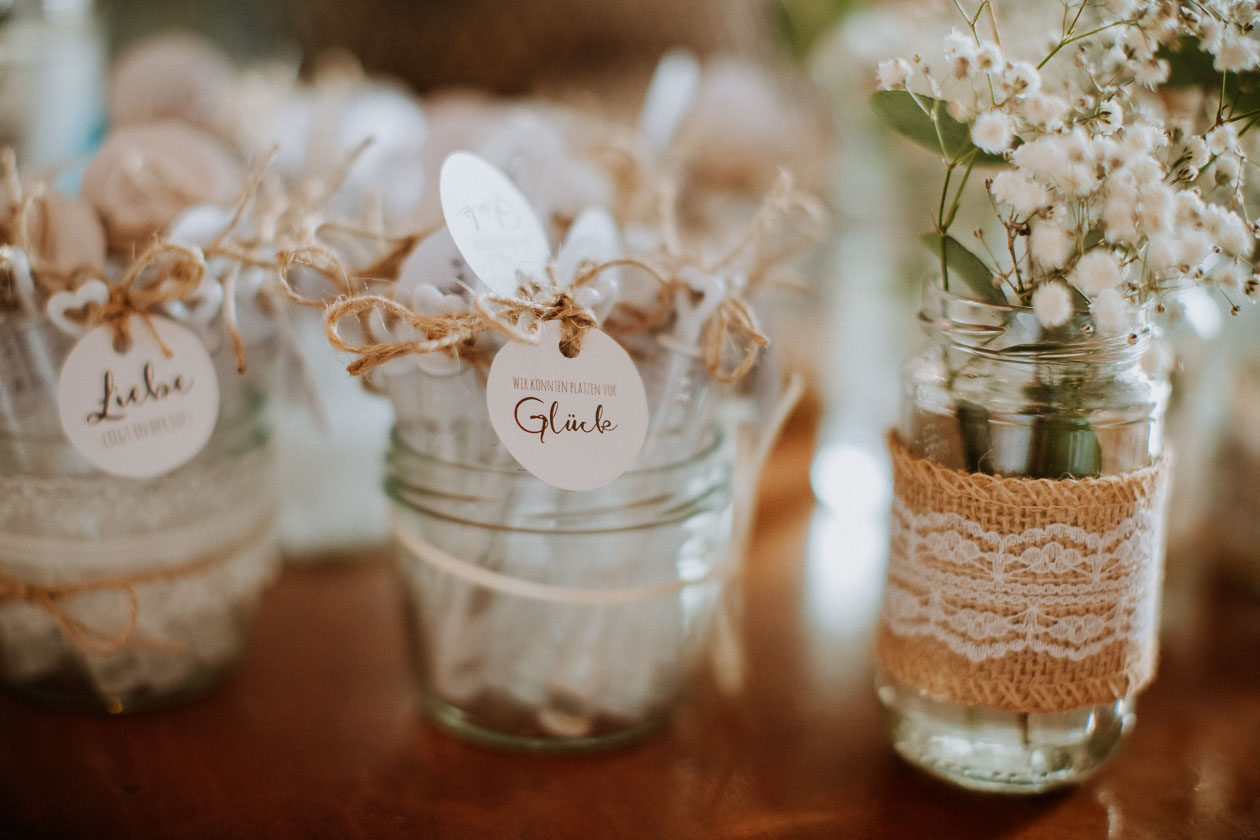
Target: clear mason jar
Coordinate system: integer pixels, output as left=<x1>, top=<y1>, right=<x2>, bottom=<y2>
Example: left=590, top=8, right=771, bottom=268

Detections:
left=0, top=320, right=279, bottom=712
left=387, top=425, right=734, bottom=751
left=876, top=285, right=1170, bottom=794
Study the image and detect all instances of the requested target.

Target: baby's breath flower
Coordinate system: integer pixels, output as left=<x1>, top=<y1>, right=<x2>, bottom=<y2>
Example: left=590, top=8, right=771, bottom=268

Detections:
left=942, top=29, right=977, bottom=79
left=1217, top=261, right=1248, bottom=293
left=1004, top=61, right=1041, bottom=94
left=975, top=41, right=1004, bottom=73
left=1103, top=180, right=1142, bottom=245
left=1090, top=287, right=1131, bottom=334
left=1185, top=136, right=1210, bottom=170
left=1134, top=58, right=1171, bottom=86
left=1123, top=153, right=1165, bottom=188
left=1245, top=274, right=1260, bottom=300
left=1012, top=136, right=1066, bottom=182
left=877, top=58, right=913, bottom=91
left=1071, top=250, right=1124, bottom=295
left=1207, top=123, right=1241, bottom=156
left=1033, top=281, right=1074, bottom=328
left=1095, top=100, right=1124, bottom=135
left=990, top=171, right=1050, bottom=216
left=1213, top=151, right=1243, bottom=184
left=1030, top=220, right=1076, bottom=270
left=1060, top=163, right=1099, bottom=197
left=1205, top=205, right=1253, bottom=255
left=1180, top=231, right=1213, bottom=268
left=1175, top=190, right=1206, bottom=224
left=1138, top=183, right=1176, bottom=234
left=1021, top=93, right=1069, bottom=129
left=1122, top=27, right=1156, bottom=61
left=971, top=110, right=1015, bottom=154
left=1214, top=31, right=1260, bottom=71
left=1146, top=235, right=1182, bottom=273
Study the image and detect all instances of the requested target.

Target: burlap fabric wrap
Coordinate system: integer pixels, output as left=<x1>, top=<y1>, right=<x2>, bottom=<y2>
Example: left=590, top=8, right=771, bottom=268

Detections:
left=877, top=433, right=1170, bottom=714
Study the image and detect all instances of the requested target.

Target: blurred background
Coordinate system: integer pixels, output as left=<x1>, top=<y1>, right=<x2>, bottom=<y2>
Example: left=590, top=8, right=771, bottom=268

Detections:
left=5, top=0, right=1259, bottom=601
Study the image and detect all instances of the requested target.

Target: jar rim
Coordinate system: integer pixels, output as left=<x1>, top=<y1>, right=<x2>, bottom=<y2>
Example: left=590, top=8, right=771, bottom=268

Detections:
left=388, top=423, right=728, bottom=479
left=918, top=282, right=1154, bottom=360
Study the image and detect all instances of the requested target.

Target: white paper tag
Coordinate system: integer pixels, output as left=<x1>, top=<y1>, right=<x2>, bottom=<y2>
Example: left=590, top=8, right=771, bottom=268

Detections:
left=440, top=151, right=551, bottom=297
left=486, top=322, right=648, bottom=491
left=553, top=206, right=620, bottom=288
left=637, top=49, right=701, bottom=160
left=57, top=316, right=220, bottom=479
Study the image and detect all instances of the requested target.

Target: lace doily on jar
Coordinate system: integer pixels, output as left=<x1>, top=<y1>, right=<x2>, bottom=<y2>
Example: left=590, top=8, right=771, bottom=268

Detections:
left=877, top=433, right=1170, bottom=714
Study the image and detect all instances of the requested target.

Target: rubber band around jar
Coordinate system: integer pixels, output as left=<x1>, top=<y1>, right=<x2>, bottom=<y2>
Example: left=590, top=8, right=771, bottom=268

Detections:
left=391, top=520, right=728, bottom=606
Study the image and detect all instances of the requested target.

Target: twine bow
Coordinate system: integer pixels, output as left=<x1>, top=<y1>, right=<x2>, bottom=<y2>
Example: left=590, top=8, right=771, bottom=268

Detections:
left=0, top=516, right=274, bottom=656
left=702, top=296, right=769, bottom=384
left=90, top=241, right=208, bottom=357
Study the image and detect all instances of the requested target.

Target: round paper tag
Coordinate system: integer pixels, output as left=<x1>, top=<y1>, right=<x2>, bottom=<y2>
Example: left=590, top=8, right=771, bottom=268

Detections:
left=439, top=151, right=551, bottom=297
left=486, top=322, right=648, bottom=491
left=57, top=316, right=220, bottom=479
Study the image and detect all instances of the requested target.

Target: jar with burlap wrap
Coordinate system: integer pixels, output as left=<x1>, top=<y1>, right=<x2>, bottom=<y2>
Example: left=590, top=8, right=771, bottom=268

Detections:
left=876, top=285, right=1170, bottom=794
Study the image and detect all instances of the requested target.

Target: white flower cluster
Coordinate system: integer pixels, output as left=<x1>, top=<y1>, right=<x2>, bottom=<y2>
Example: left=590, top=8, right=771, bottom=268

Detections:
left=1126, top=0, right=1260, bottom=73
left=877, top=1, right=1260, bottom=330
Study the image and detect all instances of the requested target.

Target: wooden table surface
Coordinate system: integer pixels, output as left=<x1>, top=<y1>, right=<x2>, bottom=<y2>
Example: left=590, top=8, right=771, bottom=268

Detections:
left=2, top=410, right=1259, bottom=839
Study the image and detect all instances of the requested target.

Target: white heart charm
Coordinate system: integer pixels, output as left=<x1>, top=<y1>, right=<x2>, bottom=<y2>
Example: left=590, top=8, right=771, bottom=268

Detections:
left=47, top=279, right=111, bottom=336
left=396, top=229, right=474, bottom=301
left=168, top=203, right=236, bottom=247
left=164, top=274, right=224, bottom=326
left=658, top=268, right=726, bottom=355
left=554, top=206, right=621, bottom=289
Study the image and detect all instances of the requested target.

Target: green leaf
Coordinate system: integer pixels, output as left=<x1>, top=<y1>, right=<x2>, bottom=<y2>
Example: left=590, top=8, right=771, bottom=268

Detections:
left=921, top=232, right=1007, bottom=304
left=1024, top=414, right=1102, bottom=479
left=956, top=400, right=996, bottom=474
left=870, top=90, right=1007, bottom=165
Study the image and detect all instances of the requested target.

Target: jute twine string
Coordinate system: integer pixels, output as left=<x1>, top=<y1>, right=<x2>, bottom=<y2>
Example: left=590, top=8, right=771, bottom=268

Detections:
left=83, top=241, right=208, bottom=358
left=0, top=514, right=274, bottom=656
left=0, top=150, right=102, bottom=299
left=319, top=163, right=824, bottom=382
left=877, top=432, right=1169, bottom=714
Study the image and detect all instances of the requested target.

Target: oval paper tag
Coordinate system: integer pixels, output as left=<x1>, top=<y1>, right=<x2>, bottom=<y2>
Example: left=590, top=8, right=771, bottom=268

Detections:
left=486, top=322, right=648, bottom=491
left=440, top=151, right=551, bottom=297
left=57, top=315, right=220, bottom=479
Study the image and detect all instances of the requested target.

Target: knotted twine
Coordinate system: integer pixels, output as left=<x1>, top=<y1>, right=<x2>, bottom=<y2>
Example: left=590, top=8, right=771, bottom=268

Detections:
left=90, top=241, right=207, bottom=357
left=0, top=513, right=274, bottom=656
left=320, top=165, right=829, bottom=383
left=877, top=433, right=1170, bottom=714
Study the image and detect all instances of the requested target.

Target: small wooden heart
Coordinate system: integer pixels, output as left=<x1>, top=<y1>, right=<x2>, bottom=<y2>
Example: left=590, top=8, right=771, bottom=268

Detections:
left=46, top=279, right=111, bottom=336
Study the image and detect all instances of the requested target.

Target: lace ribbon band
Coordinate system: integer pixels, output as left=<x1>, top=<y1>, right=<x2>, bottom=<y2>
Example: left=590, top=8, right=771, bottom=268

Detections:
left=876, top=432, right=1170, bottom=714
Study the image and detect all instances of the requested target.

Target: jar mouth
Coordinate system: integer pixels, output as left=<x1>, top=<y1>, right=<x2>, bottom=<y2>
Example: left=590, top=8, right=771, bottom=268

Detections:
left=386, top=425, right=733, bottom=535
left=919, top=283, right=1153, bottom=359
left=388, top=423, right=728, bottom=479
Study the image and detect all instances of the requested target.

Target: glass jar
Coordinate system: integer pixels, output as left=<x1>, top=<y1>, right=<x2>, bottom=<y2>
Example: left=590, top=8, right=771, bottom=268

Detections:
left=876, top=285, right=1170, bottom=794
left=0, top=320, right=279, bottom=712
left=387, top=425, right=734, bottom=751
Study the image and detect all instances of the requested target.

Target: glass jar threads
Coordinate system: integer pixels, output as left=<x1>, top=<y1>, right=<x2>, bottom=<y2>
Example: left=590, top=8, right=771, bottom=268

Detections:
left=876, top=285, right=1170, bottom=793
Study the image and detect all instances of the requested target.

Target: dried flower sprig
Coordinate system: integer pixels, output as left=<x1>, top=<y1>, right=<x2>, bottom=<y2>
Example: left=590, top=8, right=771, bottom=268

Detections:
left=873, top=0, right=1260, bottom=330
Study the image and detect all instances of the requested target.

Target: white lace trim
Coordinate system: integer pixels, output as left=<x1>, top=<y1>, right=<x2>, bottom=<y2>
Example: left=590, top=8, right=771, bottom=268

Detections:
left=883, top=497, right=1164, bottom=663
